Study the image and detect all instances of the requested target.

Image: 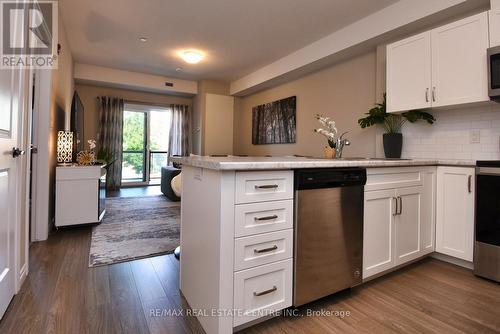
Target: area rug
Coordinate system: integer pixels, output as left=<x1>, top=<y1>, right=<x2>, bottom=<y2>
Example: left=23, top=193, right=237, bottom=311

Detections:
left=88, top=196, right=180, bottom=267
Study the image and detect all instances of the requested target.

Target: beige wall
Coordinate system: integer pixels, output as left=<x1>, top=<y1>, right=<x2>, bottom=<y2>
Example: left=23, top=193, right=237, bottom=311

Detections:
left=192, top=80, right=230, bottom=155
left=233, top=52, right=378, bottom=158
left=204, top=94, right=234, bottom=155
left=75, top=84, right=192, bottom=143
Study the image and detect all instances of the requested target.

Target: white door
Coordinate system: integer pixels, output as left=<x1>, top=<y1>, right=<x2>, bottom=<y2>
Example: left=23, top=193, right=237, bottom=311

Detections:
left=363, top=189, right=396, bottom=279
left=386, top=32, right=432, bottom=113
left=431, top=12, right=489, bottom=107
left=0, top=66, right=22, bottom=318
left=490, top=8, right=500, bottom=47
left=394, top=186, right=423, bottom=265
left=436, top=167, right=475, bottom=262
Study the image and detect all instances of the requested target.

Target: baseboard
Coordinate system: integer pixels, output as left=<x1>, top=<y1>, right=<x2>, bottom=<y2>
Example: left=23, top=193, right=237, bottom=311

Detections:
left=430, top=252, right=474, bottom=270
left=17, top=263, right=28, bottom=293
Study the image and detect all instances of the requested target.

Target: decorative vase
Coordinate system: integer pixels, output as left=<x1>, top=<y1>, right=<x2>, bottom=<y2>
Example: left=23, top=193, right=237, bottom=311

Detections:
left=383, top=133, right=403, bottom=158
left=324, top=146, right=336, bottom=159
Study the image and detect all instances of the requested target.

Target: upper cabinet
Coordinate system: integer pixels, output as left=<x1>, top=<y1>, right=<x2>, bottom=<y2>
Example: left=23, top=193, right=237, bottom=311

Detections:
left=387, top=12, right=490, bottom=113
left=387, top=32, right=432, bottom=112
left=431, top=13, right=489, bottom=107
left=490, top=8, right=500, bottom=47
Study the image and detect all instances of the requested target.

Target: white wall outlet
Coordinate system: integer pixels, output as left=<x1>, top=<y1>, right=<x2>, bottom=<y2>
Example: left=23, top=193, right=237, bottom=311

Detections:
left=470, top=130, right=481, bottom=144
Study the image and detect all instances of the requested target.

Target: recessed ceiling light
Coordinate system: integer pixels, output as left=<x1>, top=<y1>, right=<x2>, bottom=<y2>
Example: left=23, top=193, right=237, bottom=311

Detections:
left=139, top=37, right=148, bottom=42
left=180, top=50, right=204, bottom=64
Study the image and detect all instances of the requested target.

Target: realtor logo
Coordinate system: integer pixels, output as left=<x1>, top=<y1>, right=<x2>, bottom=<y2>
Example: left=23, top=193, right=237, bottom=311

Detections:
left=1, top=0, right=58, bottom=69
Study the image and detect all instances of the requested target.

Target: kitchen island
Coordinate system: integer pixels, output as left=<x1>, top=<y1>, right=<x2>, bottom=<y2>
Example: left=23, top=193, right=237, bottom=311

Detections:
left=174, top=156, right=475, bottom=334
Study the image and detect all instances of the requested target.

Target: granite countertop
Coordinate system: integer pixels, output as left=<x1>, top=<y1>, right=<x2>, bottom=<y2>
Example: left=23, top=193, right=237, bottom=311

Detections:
left=172, top=156, right=476, bottom=171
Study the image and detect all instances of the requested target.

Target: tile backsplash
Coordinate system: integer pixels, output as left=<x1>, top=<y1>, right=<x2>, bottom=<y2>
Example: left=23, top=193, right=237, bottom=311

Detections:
left=401, top=103, right=500, bottom=161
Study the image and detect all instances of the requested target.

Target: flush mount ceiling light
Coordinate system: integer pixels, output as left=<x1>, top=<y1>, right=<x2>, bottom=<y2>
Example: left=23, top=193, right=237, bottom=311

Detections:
left=139, top=37, right=148, bottom=42
left=180, top=50, right=204, bottom=64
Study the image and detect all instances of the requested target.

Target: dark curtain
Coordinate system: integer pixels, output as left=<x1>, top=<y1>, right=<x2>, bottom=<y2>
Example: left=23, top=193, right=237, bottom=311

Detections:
left=97, top=96, right=124, bottom=189
left=168, top=104, right=190, bottom=162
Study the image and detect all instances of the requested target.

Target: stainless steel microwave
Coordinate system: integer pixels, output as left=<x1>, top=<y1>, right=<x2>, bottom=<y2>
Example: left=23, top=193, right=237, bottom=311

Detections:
left=489, top=46, right=500, bottom=101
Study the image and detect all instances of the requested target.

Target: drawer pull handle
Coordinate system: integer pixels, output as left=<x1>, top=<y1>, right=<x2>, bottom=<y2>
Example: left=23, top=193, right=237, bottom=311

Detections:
left=254, top=245, right=278, bottom=254
left=255, top=215, right=278, bottom=221
left=255, top=184, right=279, bottom=189
left=253, top=286, right=277, bottom=297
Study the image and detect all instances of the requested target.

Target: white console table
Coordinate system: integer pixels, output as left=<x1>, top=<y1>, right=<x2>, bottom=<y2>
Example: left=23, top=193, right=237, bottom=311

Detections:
left=55, top=164, right=106, bottom=227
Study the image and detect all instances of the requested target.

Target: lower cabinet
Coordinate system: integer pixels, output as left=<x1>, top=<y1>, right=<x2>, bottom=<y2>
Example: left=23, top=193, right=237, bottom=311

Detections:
left=436, top=167, right=475, bottom=262
left=363, top=167, right=436, bottom=279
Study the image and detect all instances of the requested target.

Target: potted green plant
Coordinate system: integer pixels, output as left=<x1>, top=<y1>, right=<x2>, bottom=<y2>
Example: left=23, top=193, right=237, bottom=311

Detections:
left=358, top=94, right=436, bottom=158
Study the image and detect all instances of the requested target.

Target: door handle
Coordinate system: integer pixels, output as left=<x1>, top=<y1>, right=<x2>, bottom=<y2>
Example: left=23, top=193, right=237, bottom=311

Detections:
left=432, top=87, right=436, bottom=102
left=468, top=175, right=472, bottom=193
left=253, top=286, right=277, bottom=296
left=254, top=245, right=278, bottom=254
left=425, top=88, right=429, bottom=102
left=393, top=197, right=398, bottom=216
left=12, top=147, right=25, bottom=158
left=398, top=196, right=403, bottom=215
left=254, top=215, right=278, bottom=221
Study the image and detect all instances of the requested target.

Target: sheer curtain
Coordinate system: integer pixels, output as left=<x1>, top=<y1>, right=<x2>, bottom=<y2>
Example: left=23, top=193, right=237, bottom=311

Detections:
left=97, top=96, right=124, bottom=189
left=168, top=104, right=190, bottom=162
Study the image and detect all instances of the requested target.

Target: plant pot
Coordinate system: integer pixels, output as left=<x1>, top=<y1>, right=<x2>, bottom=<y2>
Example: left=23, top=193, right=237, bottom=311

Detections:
left=383, top=133, right=403, bottom=158
left=323, top=146, right=336, bottom=159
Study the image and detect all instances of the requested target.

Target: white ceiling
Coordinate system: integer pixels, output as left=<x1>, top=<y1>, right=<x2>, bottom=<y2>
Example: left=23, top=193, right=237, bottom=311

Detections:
left=60, top=0, right=398, bottom=82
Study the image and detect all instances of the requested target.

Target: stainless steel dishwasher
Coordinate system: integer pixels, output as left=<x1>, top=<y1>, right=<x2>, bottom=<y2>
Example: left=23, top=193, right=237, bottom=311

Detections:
left=293, top=168, right=366, bottom=307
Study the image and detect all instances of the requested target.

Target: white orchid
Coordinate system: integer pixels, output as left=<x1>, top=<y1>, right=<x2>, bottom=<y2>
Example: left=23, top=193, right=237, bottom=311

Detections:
left=315, top=114, right=338, bottom=135
left=88, top=139, right=96, bottom=150
left=314, top=114, right=338, bottom=148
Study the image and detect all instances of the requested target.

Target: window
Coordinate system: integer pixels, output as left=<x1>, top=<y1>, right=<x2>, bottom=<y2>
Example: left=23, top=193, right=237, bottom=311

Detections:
left=121, top=104, right=171, bottom=185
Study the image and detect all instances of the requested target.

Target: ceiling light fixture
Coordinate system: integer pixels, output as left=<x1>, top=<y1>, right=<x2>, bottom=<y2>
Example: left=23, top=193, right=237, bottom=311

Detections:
left=180, top=50, right=204, bottom=64
left=139, top=37, right=148, bottom=42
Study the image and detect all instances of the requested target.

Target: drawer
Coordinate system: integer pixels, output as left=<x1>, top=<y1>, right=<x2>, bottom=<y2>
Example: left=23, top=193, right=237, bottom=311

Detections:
left=235, top=171, right=293, bottom=204
left=235, top=200, right=293, bottom=237
left=233, top=259, right=292, bottom=327
left=234, top=230, right=293, bottom=271
left=365, top=167, right=423, bottom=191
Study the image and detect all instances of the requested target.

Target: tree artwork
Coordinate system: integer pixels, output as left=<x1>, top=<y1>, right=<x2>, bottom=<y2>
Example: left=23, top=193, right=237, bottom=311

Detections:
left=252, top=96, right=296, bottom=145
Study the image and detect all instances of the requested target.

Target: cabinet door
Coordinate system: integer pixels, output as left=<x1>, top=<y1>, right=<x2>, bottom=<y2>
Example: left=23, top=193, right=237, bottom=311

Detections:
left=490, top=8, right=500, bottom=47
left=431, top=12, right=489, bottom=107
left=386, top=32, right=432, bottom=113
left=363, top=189, right=396, bottom=279
left=394, top=186, right=423, bottom=266
left=420, top=169, right=436, bottom=255
left=436, top=167, right=475, bottom=261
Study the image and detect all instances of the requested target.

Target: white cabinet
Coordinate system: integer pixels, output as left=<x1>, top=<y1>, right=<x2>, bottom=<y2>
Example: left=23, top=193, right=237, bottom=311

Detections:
left=386, top=12, right=489, bottom=112
left=394, top=186, right=423, bottom=265
left=232, top=171, right=294, bottom=327
left=55, top=165, right=106, bottom=227
left=387, top=32, right=432, bottom=112
left=363, top=167, right=436, bottom=279
left=363, top=189, right=397, bottom=278
left=436, top=167, right=475, bottom=262
left=431, top=13, right=489, bottom=107
left=490, top=8, right=500, bottom=47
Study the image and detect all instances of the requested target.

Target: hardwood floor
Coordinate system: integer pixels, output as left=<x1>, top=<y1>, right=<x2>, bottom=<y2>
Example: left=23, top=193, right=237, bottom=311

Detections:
left=1, top=226, right=499, bottom=334
left=107, top=185, right=164, bottom=198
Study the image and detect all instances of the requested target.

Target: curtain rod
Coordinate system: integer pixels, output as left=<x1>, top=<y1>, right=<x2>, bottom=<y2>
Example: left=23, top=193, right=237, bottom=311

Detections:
left=96, top=97, right=189, bottom=109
